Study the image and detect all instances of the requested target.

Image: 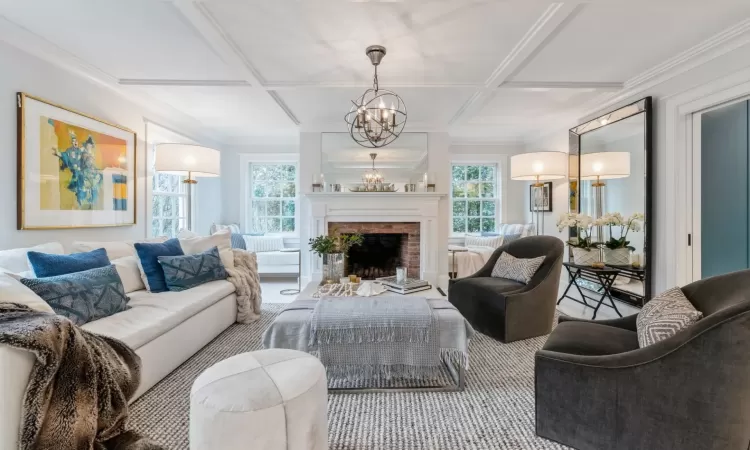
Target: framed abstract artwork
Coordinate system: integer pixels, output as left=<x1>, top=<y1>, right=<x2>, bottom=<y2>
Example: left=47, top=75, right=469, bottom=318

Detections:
left=529, top=181, right=553, bottom=212
left=17, top=93, right=136, bottom=229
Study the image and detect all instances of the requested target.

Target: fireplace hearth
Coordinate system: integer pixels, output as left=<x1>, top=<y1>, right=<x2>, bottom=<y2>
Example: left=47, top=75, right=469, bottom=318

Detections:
left=347, top=233, right=403, bottom=279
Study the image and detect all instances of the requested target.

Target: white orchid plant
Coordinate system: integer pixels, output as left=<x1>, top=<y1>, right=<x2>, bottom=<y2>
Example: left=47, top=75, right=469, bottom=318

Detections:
left=556, top=213, right=606, bottom=251
left=599, top=212, right=644, bottom=250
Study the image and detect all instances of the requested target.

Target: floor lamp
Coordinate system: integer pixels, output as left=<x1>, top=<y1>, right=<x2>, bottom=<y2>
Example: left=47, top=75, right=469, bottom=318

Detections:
left=154, top=144, right=221, bottom=231
left=510, top=152, right=568, bottom=236
left=580, top=152, right=630, bottom=241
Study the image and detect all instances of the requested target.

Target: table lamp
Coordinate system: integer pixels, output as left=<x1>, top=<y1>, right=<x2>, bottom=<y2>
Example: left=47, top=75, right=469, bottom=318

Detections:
left=510, top=152, right=568, bottom=235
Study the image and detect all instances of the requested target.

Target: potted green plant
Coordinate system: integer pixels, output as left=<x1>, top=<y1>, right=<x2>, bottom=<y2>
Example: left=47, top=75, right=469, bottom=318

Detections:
left=309, top=229, right=363, bottom=283
left=600, top=212, right=643, bottom=265
left=557, top=213, right=603, bottom=266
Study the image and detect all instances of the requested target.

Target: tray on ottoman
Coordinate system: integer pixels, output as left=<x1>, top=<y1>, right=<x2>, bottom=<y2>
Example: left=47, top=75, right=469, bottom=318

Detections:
left=262, top=297, right=473, bottom=393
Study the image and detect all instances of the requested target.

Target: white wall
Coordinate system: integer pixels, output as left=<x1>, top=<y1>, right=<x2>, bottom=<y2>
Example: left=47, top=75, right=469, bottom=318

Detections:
left=531, top=41, right=750, bottom=293
left=0, top=41, right=219, bottom=251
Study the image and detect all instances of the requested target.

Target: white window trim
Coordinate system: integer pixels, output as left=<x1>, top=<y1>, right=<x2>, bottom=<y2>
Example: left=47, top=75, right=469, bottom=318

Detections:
left=449, top=154, right=508, bottom=238
left=239, top=153, right=300, bottom=237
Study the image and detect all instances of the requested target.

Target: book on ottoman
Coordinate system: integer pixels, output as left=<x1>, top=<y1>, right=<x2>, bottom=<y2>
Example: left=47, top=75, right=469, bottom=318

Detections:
left=376, top=276, right=431, bottom=295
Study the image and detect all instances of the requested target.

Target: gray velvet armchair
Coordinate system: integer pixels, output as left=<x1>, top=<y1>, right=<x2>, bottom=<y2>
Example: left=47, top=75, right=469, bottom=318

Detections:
left=448, top=236, right=564, bottom=343
left=535, top=269, right=750, bottom=450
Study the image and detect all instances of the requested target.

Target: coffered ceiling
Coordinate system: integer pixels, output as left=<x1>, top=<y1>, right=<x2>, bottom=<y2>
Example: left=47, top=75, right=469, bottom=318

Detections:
left=1, top=0, right=750, bottom=145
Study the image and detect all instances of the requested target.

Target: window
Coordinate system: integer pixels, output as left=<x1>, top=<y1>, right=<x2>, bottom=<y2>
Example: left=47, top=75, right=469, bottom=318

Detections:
left=451, top=163, right=498, bottom=234
left=249, top=163, right=298, bottom=233
left=151, top=170, right=188, bottom=238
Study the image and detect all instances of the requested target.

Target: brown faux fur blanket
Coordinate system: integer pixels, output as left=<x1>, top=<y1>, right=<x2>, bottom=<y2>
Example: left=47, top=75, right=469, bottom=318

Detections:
left=226, top=249, right=263, bottom=323
left=0, top=303, right=163, bottom=450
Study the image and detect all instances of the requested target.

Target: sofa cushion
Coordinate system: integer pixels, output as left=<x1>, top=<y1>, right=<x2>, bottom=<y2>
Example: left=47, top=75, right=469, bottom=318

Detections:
left=159, top=247, right=228, bottom=292
left=244, top=236, right=284, bottom=253
left=28, top=248, right=110, bottom=278
left=543, top=321, right=639, bottom=356
left=134, top=238, right=184, bottom=293
left=111, top=256, right=145, bottom=294
left=178, top=229, right=234, bottom=269
left=71, top=237, right=167, bottom=261
left=85, top=280, right=235, bottom=349
left=20, top=265, right=130, bottom=326
left=636, top=286, right=703, bottom=347
left=256, top=250, right=299, bottom=266
left=0, top=272, right=54, bottom=314
left=0, top=242, right=64, bottom=273
left=465, top=235, right=503, bottom=248
left=491, top=252, right=545, bottom=284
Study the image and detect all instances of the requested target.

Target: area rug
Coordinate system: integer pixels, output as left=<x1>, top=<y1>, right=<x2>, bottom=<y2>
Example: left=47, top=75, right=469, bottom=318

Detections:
left=128, top=303, right=568, bottom=450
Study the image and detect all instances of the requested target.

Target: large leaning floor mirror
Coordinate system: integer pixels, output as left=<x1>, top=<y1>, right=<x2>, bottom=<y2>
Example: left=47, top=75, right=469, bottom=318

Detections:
left=568, top=97, right=653, bottom=306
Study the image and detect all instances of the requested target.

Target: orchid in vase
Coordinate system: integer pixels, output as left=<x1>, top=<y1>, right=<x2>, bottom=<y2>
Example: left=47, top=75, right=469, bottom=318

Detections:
left=599, top=212, right=644, bottom=251
left=556, top=213, right=606, bottom=252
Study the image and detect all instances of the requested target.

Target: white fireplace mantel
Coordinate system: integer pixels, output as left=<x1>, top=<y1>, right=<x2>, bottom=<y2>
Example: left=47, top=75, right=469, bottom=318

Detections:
left=303, top=192, right=447, bottom=284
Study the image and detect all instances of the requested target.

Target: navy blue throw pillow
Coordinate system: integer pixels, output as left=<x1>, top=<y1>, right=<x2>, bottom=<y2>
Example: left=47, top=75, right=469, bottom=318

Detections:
left=28, top=248, right=110, bottom=278
left=134, top=238, right=184, bottom=293
left=158, top=246, right=228, bottom=292
left=21, top=265, right=129, bottom=325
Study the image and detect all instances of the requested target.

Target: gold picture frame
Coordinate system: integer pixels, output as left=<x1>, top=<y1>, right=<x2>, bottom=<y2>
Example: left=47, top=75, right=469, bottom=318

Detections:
left=17, top=92, right=137, bottom=229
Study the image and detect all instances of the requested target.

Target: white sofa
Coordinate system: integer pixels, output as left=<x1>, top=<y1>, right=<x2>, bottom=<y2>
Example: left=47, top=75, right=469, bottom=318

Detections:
left=0, top=241, right=238, bottom=450
left=242, top=236, right=299, bottom=276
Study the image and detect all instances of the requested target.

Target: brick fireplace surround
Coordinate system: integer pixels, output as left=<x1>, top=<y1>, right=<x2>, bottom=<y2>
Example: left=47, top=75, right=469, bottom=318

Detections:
left=329, top=222, right=421, bottom=278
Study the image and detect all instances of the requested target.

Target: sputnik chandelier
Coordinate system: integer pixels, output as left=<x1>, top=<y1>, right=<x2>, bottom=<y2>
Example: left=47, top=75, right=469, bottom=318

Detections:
left=345, top=45, right=407, bottom=148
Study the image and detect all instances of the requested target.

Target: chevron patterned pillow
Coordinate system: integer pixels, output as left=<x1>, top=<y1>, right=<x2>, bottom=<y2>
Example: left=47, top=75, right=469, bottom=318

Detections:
left=636, top=287, right=703, bottom=347
left=490, top=252, right=545, bottom=284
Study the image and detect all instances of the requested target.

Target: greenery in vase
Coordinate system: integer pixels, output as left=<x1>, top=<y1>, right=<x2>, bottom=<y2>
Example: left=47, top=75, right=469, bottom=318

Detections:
left=556, top=213, right=605, bottom=251
left=308, top=228, right=363, bottom=257
left=600, top=212, right=644, bottom=250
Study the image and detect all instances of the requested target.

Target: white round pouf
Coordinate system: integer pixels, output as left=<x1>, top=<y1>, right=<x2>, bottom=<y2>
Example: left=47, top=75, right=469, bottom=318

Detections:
left=190, top=349, right=328, bottom=450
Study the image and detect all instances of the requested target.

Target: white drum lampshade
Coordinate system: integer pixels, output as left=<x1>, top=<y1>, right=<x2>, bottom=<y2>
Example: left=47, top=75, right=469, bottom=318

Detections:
left=510, top=152, right=568, bottom=182
left=154, top=143, right=220, bottom=181
left=580, top=152, right=630, bottom=180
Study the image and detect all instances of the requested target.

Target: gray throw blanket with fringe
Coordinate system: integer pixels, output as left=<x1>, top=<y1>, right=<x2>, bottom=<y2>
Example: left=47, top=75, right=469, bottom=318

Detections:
left=309, top=296, right=441, bottom=379
left=0, top=302, right=163, bottom=450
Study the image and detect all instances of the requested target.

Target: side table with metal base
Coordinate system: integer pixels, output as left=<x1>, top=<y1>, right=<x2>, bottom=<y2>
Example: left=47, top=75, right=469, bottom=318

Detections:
left=448, top=246, right=469, bottom=279
left=557, top=262, right=622, bottom=320
left=280, top=248, right=301, bottom=295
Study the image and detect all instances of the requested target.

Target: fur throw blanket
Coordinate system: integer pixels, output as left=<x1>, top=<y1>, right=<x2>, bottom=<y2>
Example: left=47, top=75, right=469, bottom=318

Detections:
left=0, top=303, right=162, bottom=450
left=225, top=249, right=262, bottom=323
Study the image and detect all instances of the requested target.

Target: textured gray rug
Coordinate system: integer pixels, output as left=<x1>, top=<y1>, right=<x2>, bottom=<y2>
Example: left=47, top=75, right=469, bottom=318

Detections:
left=129, top=303, right=567, bottom=450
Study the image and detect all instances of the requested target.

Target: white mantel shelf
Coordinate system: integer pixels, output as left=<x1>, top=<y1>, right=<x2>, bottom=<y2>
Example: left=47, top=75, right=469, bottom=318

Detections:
left=304, top=192, right=447, bottom=199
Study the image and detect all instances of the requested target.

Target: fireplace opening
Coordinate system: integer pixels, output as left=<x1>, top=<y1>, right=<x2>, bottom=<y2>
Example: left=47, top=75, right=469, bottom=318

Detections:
left=347, top=233, right=404, bottom=279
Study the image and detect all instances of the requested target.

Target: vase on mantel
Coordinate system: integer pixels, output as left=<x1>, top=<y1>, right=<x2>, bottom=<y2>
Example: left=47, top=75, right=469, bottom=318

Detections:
left=570, top=247, right=599, bottom=266
left=322, top=253, right=345, bottom=283
left=603, top=248, right=631, bottom=266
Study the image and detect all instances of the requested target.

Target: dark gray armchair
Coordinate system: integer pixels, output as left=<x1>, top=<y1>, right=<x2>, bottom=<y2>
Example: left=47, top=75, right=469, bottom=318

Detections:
left=448, top=236, right=564, bottom=343
left=535, top=269, right=750, bottom=450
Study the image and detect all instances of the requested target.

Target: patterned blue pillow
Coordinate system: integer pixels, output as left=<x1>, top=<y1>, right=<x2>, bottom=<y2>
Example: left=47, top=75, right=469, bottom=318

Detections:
left=28, top=247, right=110, bottom=278
left=134, top=238, right=184, bottom=293
left=230, top=234, right=247, bottom=250
left=158, top=246, right=228, bottom=292
left=20, top=265, right=129, bottom=325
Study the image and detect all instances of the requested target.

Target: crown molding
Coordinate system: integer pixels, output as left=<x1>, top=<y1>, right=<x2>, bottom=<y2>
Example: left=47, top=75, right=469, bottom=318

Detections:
left=498, top=81, right=624, bottom=91
left=0, top=16, right=224, bottom=144
left=577, top=17, right=750, bottom=120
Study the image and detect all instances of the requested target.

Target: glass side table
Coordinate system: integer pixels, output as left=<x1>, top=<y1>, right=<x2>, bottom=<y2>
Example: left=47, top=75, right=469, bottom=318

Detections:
left=448, top=245, right=469, bottom=279
left=279, top=248, right=301, bottom=295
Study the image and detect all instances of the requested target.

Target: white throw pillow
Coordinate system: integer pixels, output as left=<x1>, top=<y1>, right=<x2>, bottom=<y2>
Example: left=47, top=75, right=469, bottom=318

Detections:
left=490, top=252, right=545, bottom=284
left=465, top=235, right=503, bottom=248
left=71, top=237, right=168, bottom=261
left=0, top=242, right=64, bottom=273
left=243, top=236, right=284, bottom=253
left=111, top=256, right=145, bottom=293
left=178, top=229, right=234, bottom=269
left=0, top=272, right=54, bottom=314
left=210, top=223, right=241, bottom=234
left=636, top=287, right=703, bottom=347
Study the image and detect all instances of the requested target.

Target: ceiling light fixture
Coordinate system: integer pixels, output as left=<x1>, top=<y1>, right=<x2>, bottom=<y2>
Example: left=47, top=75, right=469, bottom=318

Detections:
left=345, top=45, right=407, bottom=148
left=362, top=152, right=385, bottom=189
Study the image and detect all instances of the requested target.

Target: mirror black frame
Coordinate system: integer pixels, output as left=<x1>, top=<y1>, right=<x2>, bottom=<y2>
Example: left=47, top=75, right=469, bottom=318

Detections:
left=568, top=96, right=653, bottom=302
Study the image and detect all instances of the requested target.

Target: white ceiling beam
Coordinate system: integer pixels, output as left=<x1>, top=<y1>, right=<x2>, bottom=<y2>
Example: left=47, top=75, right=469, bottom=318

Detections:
left=449, top=2, right=583, bottom=126
left=264, top=82, right=484, bottom=90
left=119, top=79, right=250, bottom=87
left=172, top=0, right=300, bottom=125
left=499, top=81, right=624, bottom=91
